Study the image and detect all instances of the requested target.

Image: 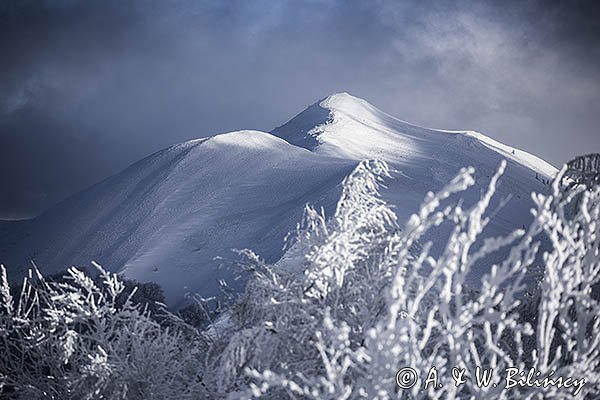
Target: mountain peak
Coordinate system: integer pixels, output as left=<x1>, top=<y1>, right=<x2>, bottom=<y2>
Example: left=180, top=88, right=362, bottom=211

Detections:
left=271, top=92, right=433, bottom=159
left=320, top=91, right=356, bottom=103
left=319, top=92, right=370, bottom=111
left=269, top=92, right=379, bottom=151
left=271, top=92, right=556, bottom=176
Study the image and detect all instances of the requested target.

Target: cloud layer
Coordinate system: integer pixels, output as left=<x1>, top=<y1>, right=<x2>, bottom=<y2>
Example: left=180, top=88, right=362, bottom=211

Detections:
left=1, top=0, right=599, bottom=218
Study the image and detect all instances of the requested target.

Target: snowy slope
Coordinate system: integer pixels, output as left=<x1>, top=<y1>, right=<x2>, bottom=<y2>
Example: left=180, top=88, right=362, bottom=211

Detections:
left=0, top=93, right=557, bottom=306
left=274, top=93, right=555, bottom=176
left=273, top=93, right=556, bottom=235
left=0, top=131, right=357, bottom=306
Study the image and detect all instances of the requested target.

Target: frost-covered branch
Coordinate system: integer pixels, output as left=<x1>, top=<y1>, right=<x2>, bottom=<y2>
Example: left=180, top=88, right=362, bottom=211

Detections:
left=212, top=159, right=599, bottom=399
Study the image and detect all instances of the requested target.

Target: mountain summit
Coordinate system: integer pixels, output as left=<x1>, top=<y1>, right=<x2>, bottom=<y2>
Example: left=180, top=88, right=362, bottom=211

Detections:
left=274, top=92, right=555, bottom=175
left=0, top=94, right=556, bottom=307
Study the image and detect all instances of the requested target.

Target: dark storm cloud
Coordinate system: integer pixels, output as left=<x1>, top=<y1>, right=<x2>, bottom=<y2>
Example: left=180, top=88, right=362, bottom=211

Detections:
left=1, top=0, right=599, bottom=219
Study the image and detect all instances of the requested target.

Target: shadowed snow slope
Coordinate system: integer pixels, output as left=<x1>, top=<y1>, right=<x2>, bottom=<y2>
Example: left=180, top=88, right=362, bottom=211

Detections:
left=0, top=131, right=356, bottom=306
left=1, top=94, right=557, bottom=307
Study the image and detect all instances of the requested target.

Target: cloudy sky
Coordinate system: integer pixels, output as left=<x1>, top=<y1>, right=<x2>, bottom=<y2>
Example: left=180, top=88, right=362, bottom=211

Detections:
left=1, top=0, right=599, bottom=219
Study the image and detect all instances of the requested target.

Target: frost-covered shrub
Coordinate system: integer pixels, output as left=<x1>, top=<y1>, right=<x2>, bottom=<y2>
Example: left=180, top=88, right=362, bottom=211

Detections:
left=0, top=263, right=210, bottom=399
left=1, top=159, right=598, bottom=399
left=207, top=160, right=599, bottom=399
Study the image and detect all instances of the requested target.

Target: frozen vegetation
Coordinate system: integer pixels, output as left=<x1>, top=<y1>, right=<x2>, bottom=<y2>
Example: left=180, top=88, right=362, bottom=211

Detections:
left=1, top=159, right=598, bottom=399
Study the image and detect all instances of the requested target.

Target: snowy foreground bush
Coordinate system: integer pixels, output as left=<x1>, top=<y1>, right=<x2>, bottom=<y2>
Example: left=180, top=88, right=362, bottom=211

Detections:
left=1, top=160, right=599, bottom=399
left=0, top=265, right=210, bottom=399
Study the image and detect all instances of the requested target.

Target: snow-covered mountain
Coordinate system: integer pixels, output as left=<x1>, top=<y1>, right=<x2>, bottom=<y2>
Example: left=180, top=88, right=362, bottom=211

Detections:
left=0, top=93, right=556, bottom=307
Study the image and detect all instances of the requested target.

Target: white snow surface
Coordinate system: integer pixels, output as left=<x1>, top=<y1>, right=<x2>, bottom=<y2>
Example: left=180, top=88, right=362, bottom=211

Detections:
left=0, top=93, right=557, bottom=307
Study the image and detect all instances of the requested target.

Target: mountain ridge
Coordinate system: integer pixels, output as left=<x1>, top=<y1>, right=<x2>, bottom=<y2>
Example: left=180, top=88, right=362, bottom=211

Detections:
left=274, top=92, right=556, bottom=176
left=0, top=93, right=556, bottom=307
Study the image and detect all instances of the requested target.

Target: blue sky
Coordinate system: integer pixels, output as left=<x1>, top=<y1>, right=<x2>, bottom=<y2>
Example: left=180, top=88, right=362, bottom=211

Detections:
left=1, top=0, right=599, bottom=218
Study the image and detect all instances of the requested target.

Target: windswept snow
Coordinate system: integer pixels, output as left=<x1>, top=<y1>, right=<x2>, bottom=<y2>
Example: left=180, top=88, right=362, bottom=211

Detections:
left=0, top=93, right=557, bottom=307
